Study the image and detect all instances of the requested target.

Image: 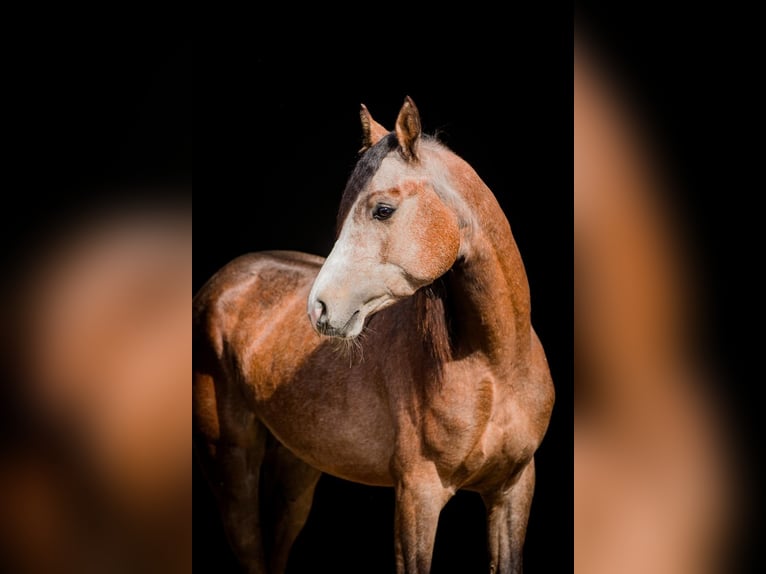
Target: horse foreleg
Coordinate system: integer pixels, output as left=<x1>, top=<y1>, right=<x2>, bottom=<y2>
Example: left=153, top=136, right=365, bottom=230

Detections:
left=393, top=464, right=453, bottom=574
left=260, top=440, right=322, bottom=574
left=482, top=459, right=536, bottom=574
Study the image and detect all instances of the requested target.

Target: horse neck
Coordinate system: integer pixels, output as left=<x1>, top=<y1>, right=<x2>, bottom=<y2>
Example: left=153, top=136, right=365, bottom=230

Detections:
left=440, top=152, right=532, bottom=369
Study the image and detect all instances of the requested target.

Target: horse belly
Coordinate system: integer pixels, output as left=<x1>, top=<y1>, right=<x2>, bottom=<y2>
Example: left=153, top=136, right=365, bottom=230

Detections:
left=255, top=381, right=396, bottom=486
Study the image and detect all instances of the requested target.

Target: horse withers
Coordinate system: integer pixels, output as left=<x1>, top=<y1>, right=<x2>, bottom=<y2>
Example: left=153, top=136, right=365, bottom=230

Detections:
left=193, top=97, right=554, bottom=574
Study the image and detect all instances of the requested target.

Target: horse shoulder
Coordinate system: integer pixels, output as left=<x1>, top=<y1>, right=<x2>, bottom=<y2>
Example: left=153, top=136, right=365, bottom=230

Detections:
left=424, top=336, right=554, bottom=489
left=418, top=358, right=496, bottom=481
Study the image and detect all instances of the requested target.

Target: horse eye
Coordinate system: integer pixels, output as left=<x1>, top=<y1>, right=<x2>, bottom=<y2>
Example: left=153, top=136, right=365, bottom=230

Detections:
left=372, top=204, right=395, bottom=221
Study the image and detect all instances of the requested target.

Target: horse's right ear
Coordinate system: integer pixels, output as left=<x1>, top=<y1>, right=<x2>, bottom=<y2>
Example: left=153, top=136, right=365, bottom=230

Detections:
left=360, top=104, right=389, bottom=152
left=395, top=96, right=421, bottom=161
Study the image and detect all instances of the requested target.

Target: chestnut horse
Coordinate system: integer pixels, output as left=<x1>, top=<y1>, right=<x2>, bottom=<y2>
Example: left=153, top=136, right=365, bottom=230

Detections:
left=193, top=97, right=554, bottom=574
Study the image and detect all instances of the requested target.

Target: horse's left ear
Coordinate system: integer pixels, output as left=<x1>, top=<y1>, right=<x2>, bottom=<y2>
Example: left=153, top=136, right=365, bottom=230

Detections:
left=395, top=96, right=421, bottom=161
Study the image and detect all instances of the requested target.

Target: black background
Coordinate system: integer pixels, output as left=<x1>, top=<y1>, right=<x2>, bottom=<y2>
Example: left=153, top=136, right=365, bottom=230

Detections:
left=1, top=11, right=573, bottom=574
left=4, top=16, right=192, bottom=256
left=5, top=4, right=764, bottom=573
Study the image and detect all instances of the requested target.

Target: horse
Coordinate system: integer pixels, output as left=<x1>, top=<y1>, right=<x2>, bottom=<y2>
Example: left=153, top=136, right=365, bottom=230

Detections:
left=193, top=96, right=555, bottom=574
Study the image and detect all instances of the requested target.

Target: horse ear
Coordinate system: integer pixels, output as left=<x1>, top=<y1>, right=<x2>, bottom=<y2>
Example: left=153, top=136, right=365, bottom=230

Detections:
left=395, top=96, right=421, bottom=161
left=360, top=104, right=390, bottom=152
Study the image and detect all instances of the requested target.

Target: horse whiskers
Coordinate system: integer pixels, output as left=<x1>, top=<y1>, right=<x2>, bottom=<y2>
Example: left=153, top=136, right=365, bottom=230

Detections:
left=328, top=331, right=367, bottom=366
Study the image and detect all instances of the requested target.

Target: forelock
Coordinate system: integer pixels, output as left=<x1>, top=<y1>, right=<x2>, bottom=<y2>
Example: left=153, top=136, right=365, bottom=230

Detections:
left=335, top=133, right=398, bottom=235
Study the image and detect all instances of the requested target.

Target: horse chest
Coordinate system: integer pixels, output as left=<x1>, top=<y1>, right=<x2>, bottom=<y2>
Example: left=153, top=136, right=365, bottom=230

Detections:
left=397, top=365, right=494, bottom=477
left=412, top=365, right=535, bottom=487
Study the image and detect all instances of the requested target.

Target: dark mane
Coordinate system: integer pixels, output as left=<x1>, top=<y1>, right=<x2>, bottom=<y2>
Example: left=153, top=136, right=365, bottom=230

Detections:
left=336, top=133, right=399, bottom=236
left=415, top=278, right=453, bottom=390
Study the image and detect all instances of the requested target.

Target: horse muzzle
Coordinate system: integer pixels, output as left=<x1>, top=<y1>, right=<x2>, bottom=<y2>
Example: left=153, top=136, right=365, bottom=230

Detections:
left=307, top=295, right=364, bottom=338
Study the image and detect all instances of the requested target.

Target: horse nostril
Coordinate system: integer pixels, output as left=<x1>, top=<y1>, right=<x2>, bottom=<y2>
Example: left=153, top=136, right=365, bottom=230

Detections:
left=310, top=299, right=327, bottom=327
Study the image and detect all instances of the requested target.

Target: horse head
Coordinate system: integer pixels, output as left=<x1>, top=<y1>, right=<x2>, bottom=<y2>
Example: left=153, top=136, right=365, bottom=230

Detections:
left=307, top=97, right=462, bottom=338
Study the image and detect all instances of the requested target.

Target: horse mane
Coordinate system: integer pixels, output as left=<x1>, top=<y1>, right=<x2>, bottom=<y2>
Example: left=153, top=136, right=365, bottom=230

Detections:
left=336, top=133, right=399, bottom=236
left=415, top=277, right=453, bottom=390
